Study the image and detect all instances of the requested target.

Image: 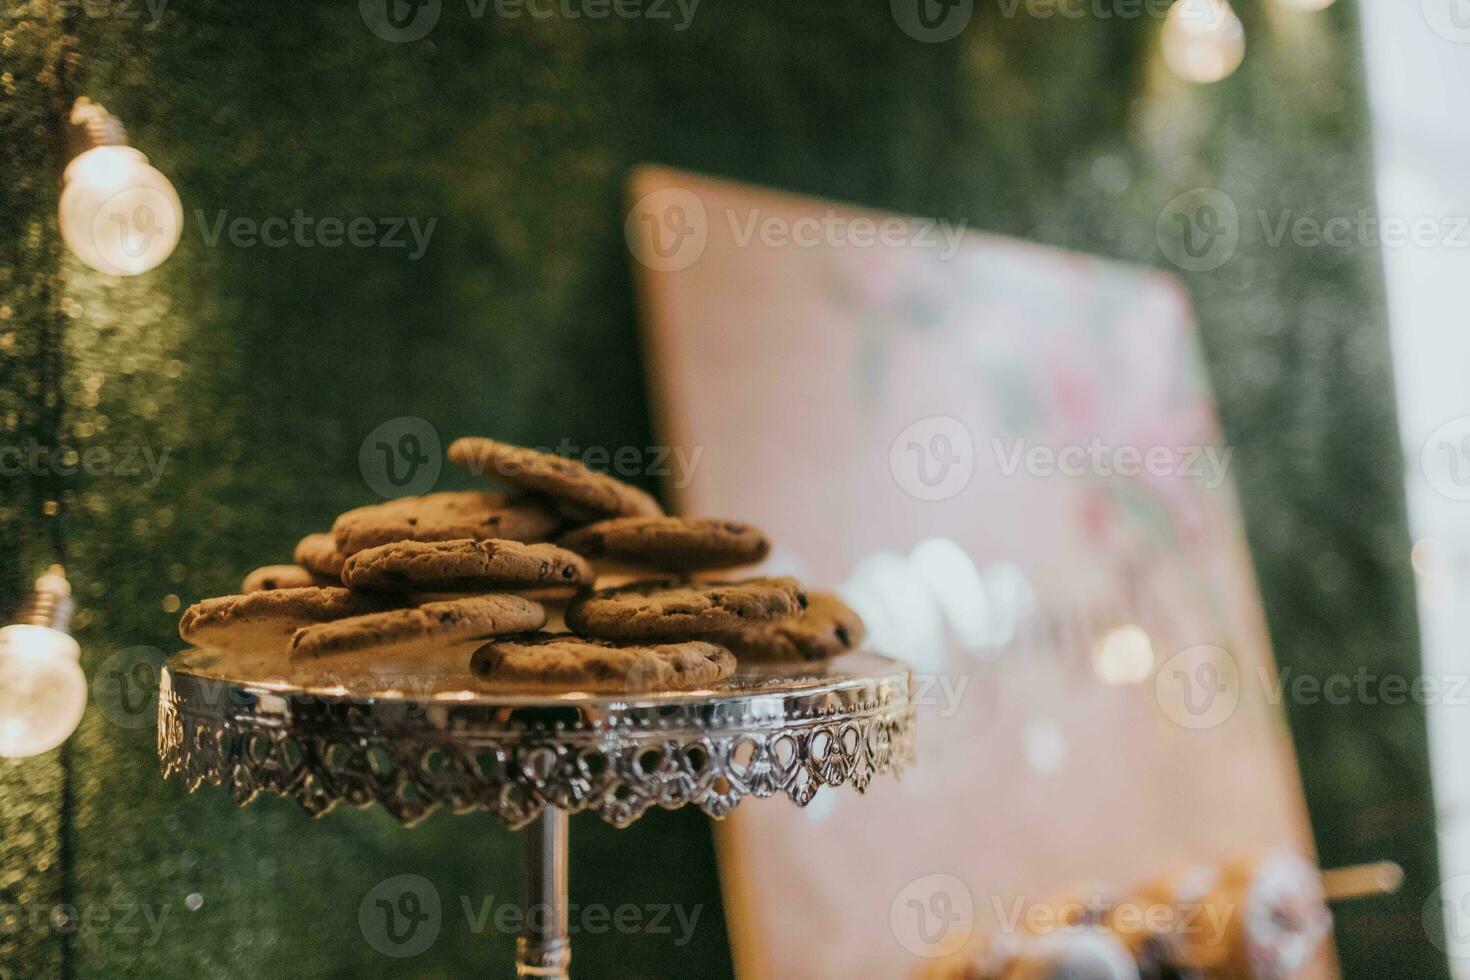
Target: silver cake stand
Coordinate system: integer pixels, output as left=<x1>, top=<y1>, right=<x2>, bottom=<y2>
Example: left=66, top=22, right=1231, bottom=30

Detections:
left=157, top=646, right=915, bottom=977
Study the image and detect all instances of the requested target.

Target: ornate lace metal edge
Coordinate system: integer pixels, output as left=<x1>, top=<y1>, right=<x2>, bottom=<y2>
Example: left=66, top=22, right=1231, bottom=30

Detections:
left=158, top=675, right=915, bottom=830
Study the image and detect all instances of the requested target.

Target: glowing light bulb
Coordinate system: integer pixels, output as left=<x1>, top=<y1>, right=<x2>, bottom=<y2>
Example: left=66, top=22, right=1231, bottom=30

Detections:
left=0, top=568, right=86, bottom=758
left=58, top=100, right=182, bottom=277
left=1162, top=0, right=1246, bottom=84
left=60, top=146, right=183, bottom=277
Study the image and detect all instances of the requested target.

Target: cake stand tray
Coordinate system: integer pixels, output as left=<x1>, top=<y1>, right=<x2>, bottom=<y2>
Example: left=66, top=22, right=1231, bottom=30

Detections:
left=158, top=646, right=915, bottom=977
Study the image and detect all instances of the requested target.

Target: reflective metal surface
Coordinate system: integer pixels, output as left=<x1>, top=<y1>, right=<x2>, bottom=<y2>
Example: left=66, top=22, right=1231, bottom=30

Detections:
left=158, top=647, right=915, bottom=829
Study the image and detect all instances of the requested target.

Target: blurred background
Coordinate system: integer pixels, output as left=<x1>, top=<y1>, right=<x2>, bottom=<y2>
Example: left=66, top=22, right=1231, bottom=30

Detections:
left=0, top=0, right=1458, bottom=976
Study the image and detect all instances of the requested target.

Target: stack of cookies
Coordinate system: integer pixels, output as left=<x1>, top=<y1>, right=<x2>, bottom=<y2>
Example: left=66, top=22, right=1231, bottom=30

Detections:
left=178, top=437, right=866, bottom=693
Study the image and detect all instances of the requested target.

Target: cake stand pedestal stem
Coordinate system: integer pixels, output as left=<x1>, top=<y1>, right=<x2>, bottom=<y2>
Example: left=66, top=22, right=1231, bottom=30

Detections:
left=517, top=807, right=571, bottom=979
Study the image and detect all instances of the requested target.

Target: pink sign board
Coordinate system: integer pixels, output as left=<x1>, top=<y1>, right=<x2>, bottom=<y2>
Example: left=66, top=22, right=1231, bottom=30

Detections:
left=629, top=166, right=1330, bottom=979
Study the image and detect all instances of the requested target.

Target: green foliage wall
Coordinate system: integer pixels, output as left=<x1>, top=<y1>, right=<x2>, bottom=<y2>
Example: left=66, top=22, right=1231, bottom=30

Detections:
left=0, top=1, right=1441, bottom=978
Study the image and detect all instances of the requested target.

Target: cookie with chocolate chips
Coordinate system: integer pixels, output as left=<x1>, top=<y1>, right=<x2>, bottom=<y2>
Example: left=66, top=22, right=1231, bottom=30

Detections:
left=471, top=632, right=735, bottom=692
left=289, top=594, right=546, bottom=659
left=179, top=587, right=401, bottom=654
left=332, top=491, right=560, bottom=557
left=341, top=538, right=593, bottom=594
left=448, top=437, right=662, bottom=520
left=241, top=564, right=329, bottom=592
left=294, top=532, right=346, bottom=580
left=708, top=591, right=865, bottom=662
left=565, top=576, right=806, bottom=641
left=558, top=516, right=769, bottom=572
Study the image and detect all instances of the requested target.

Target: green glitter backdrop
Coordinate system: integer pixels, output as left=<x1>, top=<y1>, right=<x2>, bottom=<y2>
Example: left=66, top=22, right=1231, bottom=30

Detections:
left=0, top=1, right=1444, bottom=977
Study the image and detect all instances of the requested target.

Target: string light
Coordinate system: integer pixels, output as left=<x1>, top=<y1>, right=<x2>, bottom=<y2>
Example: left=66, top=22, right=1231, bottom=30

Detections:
left=0, top=567, right=87, bottom=758
left=58, top=98, right=182, bottom=277
left=1162, top=0, right=1246, bottom=84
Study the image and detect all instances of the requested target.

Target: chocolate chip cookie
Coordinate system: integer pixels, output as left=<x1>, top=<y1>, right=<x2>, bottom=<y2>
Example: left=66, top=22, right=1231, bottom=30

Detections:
left=470, top=632, right=735, bottom=692
left=565, top=576, right=806, bottom=640
left=289, top=594, right=547, bottom=659
left=332, top=491, right=560, bottom=557
left=341, top=538, right=594, bottom=594
left=558, top=516, right=770, bottom=572
left=294, top=532, right=346, bottom=579
left=179, top=587, right=400, bottom=653
left=708, top=591, right=866, bottom=662
left=241, top=564, right=326, bottom=592
left=448, top=437, right=662, bottom=519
